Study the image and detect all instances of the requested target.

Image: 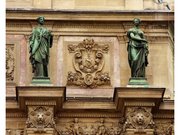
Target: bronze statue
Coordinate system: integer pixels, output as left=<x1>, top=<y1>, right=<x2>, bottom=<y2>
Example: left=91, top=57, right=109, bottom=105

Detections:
left=29, top=16, right=53, bottom=78
left=127, top=18, right=149, bottom=78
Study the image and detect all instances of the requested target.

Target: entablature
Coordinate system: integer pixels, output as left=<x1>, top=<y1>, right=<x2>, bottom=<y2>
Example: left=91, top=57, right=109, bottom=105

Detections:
left=6, top=9, right=174, bottom=21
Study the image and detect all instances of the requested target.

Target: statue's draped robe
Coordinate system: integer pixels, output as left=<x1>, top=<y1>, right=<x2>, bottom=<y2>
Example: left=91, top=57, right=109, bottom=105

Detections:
left=127, top=28, right=148, bottom=77
left=29, top=26, right=53, bottom=77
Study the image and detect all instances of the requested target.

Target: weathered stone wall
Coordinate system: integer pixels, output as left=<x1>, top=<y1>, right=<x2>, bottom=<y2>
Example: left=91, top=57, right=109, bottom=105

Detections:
left=6, top=4, right=174, bottom=135
left=6, top=11, right=174, bottom=99
left=6, top=87, right=174, bottom=135
left=6, top=0, right=174, bottom=11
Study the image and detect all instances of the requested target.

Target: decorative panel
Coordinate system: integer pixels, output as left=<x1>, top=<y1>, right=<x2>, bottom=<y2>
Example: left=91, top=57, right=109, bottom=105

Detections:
left=154, top=119, right=174, bottom=135
left=67, top=38, right=111, bottom=88
left=55, top=117, right=124, bottom=135
left=26, top=106, right=55, bottom=133
left=6, top=44, right=15, bottom=82
left=61, top=37, right=120, bottom=89
left=6, top=35, right=27, bottom=97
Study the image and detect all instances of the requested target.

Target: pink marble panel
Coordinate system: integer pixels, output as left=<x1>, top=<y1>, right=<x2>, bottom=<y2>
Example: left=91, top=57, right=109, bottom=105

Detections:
left=19, top=35, right=27, bottom=86
left=57, top=36, right=64, bottom=86
left=6, top=35, right=27, bottom=86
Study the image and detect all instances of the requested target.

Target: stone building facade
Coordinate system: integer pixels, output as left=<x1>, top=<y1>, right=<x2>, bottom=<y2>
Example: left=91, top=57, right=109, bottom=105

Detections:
left=6, top=0, right=174, bottom=135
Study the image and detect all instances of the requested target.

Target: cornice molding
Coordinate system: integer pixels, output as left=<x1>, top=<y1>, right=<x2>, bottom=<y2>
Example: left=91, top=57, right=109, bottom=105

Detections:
left=6, top=9, right=174, bottom=21
left=25, top=100, right=57, bottom=106
left=6, top=112, right=27, bottom=118
left=154, top=114, right=174, bottom=119
left=124, top=101, right=155, bottom=107
left=6, top=8, right=174, bottom=13
left=6, top=21, right=172, bottom=39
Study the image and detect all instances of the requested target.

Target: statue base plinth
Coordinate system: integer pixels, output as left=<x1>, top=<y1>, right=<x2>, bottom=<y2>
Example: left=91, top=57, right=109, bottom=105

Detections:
left=31, top=77, right=52, bottom=86
left=127, top=77, right=149, bottom=87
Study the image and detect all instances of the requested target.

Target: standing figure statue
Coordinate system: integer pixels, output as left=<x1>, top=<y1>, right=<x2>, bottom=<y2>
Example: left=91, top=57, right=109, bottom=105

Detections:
left=29, top=16, right=53, bottom=78
left=127, top=18, right=149, bottom=78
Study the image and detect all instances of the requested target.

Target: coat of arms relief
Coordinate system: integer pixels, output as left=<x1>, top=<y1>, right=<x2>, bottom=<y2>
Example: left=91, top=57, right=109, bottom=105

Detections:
left=67, top=38, right=111, bottom=88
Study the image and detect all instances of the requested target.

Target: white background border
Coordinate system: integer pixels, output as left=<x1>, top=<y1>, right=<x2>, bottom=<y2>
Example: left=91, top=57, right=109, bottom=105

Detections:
left=175, top=0, right=179, bottom=134
left=0, top=0, right=5, bottom=134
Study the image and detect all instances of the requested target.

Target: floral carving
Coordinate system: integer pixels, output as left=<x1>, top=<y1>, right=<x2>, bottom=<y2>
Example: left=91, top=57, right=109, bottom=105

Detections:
left=6, top=45, right=15, bottom=81
left=124, top=107, right=155, bottom=130
left=154, top=120, right=174, bottom=135
left=26, top=106, right=55, bottom=133
left=67, top=38, right=111, bottom=88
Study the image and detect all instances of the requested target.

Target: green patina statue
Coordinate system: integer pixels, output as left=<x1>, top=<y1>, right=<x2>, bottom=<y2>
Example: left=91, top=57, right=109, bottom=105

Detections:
left=29, top=16, right=53, bottom=78
left=127, top=18, right=149, bottom=78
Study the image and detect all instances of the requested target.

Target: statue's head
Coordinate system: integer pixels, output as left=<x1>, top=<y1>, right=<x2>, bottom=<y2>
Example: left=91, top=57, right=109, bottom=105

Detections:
left=37, top=16, right=45, bottom=25
left=133, top=18, right=141, bottom=26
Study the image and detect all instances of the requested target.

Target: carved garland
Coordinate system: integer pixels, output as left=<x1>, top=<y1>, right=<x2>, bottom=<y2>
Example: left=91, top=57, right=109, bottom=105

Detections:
left=67, top=38, right=111, bottom=88
left=154, top=120, right=174, bottom=135
left=6, top=45, right=15, bottom=82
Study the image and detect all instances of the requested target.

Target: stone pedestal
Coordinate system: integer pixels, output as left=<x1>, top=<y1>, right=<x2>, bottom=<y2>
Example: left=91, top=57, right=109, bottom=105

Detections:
left=16, top=86, right=66, bottom=135
left=114, top=87, right=165, bottom=112
left=127, top=77, right=149, bottom=87
left=16, top=86, right=66, bottom=111
left=31, top=77, right=52, bottom=86
left=114, top=87, right=165, bottom=134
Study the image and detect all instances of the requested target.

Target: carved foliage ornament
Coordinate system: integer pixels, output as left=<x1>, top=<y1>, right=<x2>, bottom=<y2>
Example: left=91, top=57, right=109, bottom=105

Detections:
left=6, top=45, right=15, bottom=81
left=124, top=107, right=155, bottom=130
left=26, top=106, right=55, bottom=133
left=56, top=118, right=124, bottom=135
left=154, top=120, right=174, bottom=135
left=67, top=38, right=110, bottom=88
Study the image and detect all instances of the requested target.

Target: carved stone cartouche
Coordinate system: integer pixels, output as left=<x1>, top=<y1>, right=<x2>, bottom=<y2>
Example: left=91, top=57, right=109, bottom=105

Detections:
left=67, top=38, right=110, bottom=88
